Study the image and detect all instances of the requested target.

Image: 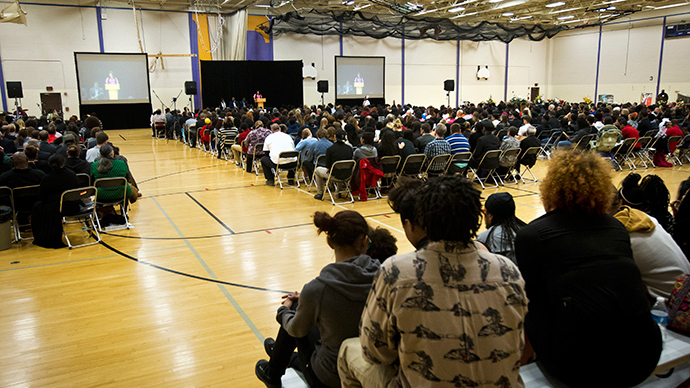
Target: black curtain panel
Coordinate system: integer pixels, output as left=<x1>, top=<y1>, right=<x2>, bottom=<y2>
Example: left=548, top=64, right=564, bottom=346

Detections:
left=200, top=60, right=304, bottom=110
left=80, top=103, right=152, bottom=130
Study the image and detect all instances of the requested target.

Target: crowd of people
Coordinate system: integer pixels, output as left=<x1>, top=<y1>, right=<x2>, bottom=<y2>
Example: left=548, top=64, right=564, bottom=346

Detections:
left=158, top=98, right=689, bottom=201
left=0, top=112, right=139, bottom=248
left=256, top=152, right=690, bottom=388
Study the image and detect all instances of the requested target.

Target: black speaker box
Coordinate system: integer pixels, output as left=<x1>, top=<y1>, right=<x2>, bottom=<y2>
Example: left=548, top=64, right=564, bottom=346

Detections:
left=317, top=80, right=328, bottom=93
left=185, top=81, right=197, bottom=95
left=444, top=80, right=455, bottom=92
left=7, top=81, right=23, bottom=99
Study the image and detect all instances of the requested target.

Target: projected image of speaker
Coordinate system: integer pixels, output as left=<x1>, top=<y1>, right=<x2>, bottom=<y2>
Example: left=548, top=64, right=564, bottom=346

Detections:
left=444, top=80, right=455, bottom=92
left=185, top=81, right=197, bottom=95
left=317, top=80, right=329, bottom=93
left=6, top=82, right=23, bottom=99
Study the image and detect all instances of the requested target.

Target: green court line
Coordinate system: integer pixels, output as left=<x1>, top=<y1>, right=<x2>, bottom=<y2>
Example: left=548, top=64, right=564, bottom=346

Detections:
left=0, top=245, right=187, bottom=272
left=149, top=194, right=265, bottom=343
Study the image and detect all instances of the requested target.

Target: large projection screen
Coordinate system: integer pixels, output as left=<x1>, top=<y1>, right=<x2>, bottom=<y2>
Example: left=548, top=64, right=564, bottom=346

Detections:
left=75, top=52, right=151, bottom=105
left=335, top=56, right=385, bottom=99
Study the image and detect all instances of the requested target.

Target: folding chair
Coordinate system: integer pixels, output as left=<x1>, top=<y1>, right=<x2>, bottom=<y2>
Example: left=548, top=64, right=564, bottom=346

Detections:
left=678, top=134, right=690, bottom=164
left=613, top=137, right=637, bottom=171
left=76, top=173, right=91, bottom=188
left=633, top=137, right=652, bottom=169
left=496, top=148, right=522, bottom=185
left=518, top=147, right=541, bottom=183
left=272, top=151, right=300, bottom=189
left=0, top=186, right=19, bottom=243
left=541, top=131, right=562, bottom=159
left=154, top=121, right=166, bottom=139
left=323, top=160, right=357, bottom=205
left=60, top=187, right=100, bottom=249
left=185, top=124, right=195, bottom=146
left=422, top=154, right=452, bottom=181
left=468, top=150, right=501, bottom=189
left=221, top=134, right=236, bottom=161
left=252, top=143, right=264, bottom=176
left=94, top=177, right=131, bottom=231
left=214, top=132, right=225, bottom=158
left=306, top=154, right=325, bottom=192
left=496, top=129, right=508, bottom=140
left=445, top=152, right=472, bottom=177
left=573, top=134, right=596, bottom=152
left=667, top=135, right=683, bottom=166
left=12, top=185, right=40, bottom=241
left=396, top=154, right=426, bottom=181
left=377, top=155, right=400, bottom=194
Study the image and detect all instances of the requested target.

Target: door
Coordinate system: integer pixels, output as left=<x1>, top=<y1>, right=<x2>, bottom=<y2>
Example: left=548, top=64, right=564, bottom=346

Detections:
left=40, top=92, right=62, bottom=116
left=530, top=87, right=540, bottom=102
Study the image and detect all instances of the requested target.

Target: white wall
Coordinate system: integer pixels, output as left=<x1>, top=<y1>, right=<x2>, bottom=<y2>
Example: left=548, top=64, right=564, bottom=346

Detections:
left=0, top=4, right=193, bottom=118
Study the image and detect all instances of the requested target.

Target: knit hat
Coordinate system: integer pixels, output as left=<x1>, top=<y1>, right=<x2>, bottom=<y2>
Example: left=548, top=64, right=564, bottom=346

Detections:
left=485, top=192, right=516, bottom=220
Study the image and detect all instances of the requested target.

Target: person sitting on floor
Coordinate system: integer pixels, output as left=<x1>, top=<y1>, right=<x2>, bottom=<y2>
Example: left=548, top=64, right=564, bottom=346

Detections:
left=255, top=210, right=380, bottom=388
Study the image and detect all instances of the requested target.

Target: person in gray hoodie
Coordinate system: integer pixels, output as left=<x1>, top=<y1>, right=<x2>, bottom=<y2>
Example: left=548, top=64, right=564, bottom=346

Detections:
left=256, top=210, right=380, bottom=388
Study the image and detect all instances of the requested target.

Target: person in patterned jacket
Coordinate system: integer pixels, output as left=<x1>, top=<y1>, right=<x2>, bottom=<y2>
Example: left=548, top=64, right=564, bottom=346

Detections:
left=338, top=175, right=528, bottom=388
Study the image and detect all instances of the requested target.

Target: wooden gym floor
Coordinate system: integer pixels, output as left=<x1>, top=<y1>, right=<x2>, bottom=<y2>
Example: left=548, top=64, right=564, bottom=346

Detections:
left=1, top=129, right=689, bottom=387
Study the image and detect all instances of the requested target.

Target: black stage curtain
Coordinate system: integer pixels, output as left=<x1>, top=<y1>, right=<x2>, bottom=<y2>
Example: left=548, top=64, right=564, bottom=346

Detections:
left=80, top=103, right=152, bottom=129
left=200, top=60, right=303, bottom=110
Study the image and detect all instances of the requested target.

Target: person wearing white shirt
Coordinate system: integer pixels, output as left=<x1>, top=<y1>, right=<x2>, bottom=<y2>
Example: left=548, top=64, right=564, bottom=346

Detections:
left=517, top=116, right=532, bottom=137
left=85, top=132, right=108, bottom=163
left=260, top=123, right=297, bottom=186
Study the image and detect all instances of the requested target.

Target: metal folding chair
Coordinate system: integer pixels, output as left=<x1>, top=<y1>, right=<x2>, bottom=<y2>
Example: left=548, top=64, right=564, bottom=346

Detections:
left=154, top=121, right=166, bottom=139
left=633, top=137, right=652, bottom=169
left=667, top=135, right=683, bottom=166
left=306, top=155, right=325, bottom=192
left=252, top=143, right=264, bottom=176
left=468, top=150, right=501, bottom=189
left=496, top=148, right=522, bottom=185
left=396, top=154, right=426, bottom=181
left=94, top=177, right=131, bottom=231
left=76, top=173, right=91, bottom=188
left=445, top=152, right=472, bottom=177
left=612, top=137, right=638, bottom=171
left=573, top=134, right=596, bottom=152
left=377, top=155, right=401, bottom=194
left=60, top=187, right=100, bottom=249
left=272, top=151, right=300, bottom=189
left=518, top=147, right=541, bottom=183
left=677, top=134, right=690, bottom=164
left=422, top=154, right=452, bottom=181
left=323, top=160, right=357, bottom=205
left=540, top=131, right=562, bottom=159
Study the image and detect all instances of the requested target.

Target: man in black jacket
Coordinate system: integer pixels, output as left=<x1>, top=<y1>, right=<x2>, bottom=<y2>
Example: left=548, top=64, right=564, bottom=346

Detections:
left=314, top=129, right=353, bottom=201
left=470, top=123, right=500, bottom=169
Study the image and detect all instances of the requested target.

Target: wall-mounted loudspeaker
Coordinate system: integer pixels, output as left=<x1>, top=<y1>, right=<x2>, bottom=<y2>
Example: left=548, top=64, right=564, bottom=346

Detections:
left=317, top=80, right=329, bottom=93
left=6, top=81, right=23, bottom=99
left=444, top=80, right=455, bottom=92
left=185, top=81, right=197, bottom=95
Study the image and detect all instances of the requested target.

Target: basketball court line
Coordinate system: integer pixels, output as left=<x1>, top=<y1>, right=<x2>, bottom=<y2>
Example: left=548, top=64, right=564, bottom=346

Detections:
left=149, top=194, right=266, bottom=342
left=185, top=192, right=236, bottom=234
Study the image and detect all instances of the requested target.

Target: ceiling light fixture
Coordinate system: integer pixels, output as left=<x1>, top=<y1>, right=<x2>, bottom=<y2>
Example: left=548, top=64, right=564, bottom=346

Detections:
left=545, top=1, right=565, bottom=7
left=489, top=0, right=503, bottom=3
left=511, top=15, right=532, bottom=20
left=557, top=15, right=574, bottom=19
left=502, top=12, right=514, bottom=16
left=353, top=3, right=371, bottom=10
left=654, top=3, right=686, bottom=9
left=562, top=18, right=582, bottom=23
left=450, top=11, right=478, bottom=18
left=449, top=6, right=466, bottom=12
left=344, top=0, right=355, bottom=5
left=550, top=6, right=581, bottom=13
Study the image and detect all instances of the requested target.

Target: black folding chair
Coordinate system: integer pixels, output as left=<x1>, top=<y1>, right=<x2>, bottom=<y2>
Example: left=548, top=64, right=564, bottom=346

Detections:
left=377, top=155, right=401, bottom=194
left=272, top=151, right=300, bottom=189
left=518, top=147, right=541, bottom=183
left=667, top=135, right=683, bottom=166
left=76, top=173, right=91, bottom=188
left=468, top=150, right=501, bottom=189
left=61, top=187, right=100, bottom=249
left=252, top=143, right=264, bottom=176
left=496, top=148, right=522, bottom=185
left=445, top=152, right=472, bottom=177
left=306, top=155, right=325, bottom=192
left=0, top=186, right=19, bottom=243
left=396, top=154, right=426, bottom=181
left=323, top=160, right=357, bottom=205
left=422, top=154, right=452, bottom=181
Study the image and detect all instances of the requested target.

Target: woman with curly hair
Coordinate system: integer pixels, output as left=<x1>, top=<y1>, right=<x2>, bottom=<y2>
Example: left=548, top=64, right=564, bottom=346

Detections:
left=515, top=151, right=661, bottom=387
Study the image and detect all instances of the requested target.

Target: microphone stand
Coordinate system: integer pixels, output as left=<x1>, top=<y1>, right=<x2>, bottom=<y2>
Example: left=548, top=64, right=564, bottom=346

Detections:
left=152, top=90, right=167, bottom=111
left=171, top=89, right=182, bottom=113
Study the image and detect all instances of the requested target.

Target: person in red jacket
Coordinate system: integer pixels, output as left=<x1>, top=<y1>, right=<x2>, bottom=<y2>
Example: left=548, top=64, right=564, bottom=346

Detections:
left=618, top=117, right=640, bottom=149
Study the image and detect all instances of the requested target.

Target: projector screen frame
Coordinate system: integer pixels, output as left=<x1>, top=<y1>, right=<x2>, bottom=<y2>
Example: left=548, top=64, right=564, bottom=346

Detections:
left=74, top=51, right=152, bottom=105
left=334, top=55, right=385, bottom=101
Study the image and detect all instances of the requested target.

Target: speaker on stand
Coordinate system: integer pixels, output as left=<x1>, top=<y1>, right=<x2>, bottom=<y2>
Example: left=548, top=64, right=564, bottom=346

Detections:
left=444, top=80, right=454, bottom=108
left=185, top=81, right=197, bottom=111
left=6, top=81, right=23, bottom=119
left=317, top=80, right=328, bottom=107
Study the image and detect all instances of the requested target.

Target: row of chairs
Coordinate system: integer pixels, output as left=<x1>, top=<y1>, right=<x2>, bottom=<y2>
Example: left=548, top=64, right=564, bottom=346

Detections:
left=0, top=176, right=131, bottom=249
left=612, top=134, right=689, bottom=171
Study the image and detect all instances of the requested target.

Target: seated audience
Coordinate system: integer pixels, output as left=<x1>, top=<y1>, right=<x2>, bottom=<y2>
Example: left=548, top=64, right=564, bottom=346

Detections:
left=353, top=132, right=377, bottom=162
left=445, top=122, right=470, bottom=154
left=611, top=185, right=689, bottom=300
left=469, top=122, right=500, bottom=169
left=25, top=143, right=51, bottom=174
left=476, top=192, right=526, bottom=263
left=515, top=151, right=662, bottom=387
left=65, top=145, right=92, bottom=175
left=230, top=123, right=251, bottom=167
left=91, top=144, right=139, bottom=204
left=314, top=129, right=352, bottom=201
left=366, top=227, right=397, bottom=263
left=261, top=123, right=297, bottom=186
left=255, top=210, right=380, bottom=388
left=243, top=121, right=272, bottom=173
left=423, top=123, right=451, bottom=173
left=86, top=132, right=109, bottom=163
left=338, top=175, right=527, bottom=388
left=31, top=154, right=80, bottom=249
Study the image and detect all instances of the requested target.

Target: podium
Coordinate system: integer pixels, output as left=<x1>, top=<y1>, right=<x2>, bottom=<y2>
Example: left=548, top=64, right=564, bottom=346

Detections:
left=105, top=84, right=120, bottom=100
left=255, top=98, right=266, bottom=109
left=354, top=82, right=364, bottom=95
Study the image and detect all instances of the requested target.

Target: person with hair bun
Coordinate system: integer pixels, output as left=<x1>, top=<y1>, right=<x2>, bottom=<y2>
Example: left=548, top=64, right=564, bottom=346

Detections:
left=515, top=151, right=662, bottom=387
left=339, top=175, right=527, bottom=388
left=256, top=210, right=380, bottom=388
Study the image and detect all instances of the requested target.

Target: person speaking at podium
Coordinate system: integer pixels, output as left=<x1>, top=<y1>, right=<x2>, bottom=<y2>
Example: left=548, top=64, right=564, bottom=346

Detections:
left=254, top=90, right=265, bottom=109
left=104, top=71, right=120, bottom=100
